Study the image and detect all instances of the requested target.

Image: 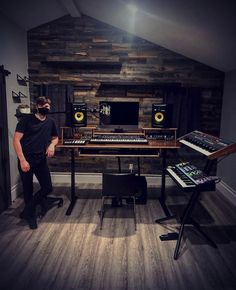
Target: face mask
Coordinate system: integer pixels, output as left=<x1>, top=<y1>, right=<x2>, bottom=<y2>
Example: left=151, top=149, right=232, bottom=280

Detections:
left=38, top=107, right=50, bottom=115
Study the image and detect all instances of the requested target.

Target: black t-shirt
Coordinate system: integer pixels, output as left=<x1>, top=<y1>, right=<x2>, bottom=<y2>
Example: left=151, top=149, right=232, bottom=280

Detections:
left=15, top=115, right=58, bottom=157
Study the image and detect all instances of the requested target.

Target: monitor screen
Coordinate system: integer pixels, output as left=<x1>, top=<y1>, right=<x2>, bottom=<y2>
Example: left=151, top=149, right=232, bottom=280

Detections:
left=99, top=101, right=139, bottom=130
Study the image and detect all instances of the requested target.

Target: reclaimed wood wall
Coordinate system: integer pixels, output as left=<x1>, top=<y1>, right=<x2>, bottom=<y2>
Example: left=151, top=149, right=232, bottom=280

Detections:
left=27, top=15, right=224, bottom=174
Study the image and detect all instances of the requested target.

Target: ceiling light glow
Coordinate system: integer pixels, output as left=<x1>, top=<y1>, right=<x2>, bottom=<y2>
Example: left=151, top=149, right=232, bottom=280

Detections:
left=127, top=4, right=138, bottom=13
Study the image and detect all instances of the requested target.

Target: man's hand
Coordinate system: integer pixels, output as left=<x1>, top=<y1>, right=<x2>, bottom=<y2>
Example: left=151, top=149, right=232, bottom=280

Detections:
left=20, top=160, right=30, bottom=172
left=46, top=144, right=55, bottom=157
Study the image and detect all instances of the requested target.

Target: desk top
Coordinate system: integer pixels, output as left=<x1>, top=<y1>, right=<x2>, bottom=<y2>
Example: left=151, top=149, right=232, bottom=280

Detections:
left=57, top=140, right=180, bottom=149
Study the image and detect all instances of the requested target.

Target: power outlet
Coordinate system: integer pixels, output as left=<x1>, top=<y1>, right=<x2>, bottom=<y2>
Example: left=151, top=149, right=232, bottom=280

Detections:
left=129, top=163, right=134, bottom=173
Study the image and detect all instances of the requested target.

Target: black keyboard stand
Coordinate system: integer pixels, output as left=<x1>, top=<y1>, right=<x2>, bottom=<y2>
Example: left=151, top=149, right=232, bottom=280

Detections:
left=157, top=188, right=217, bottom=259
left=156, top=159, right=217, bottom=260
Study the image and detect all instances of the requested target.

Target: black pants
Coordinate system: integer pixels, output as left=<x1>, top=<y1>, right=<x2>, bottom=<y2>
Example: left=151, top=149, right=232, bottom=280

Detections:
left=18, top=156, right=53, bottom=208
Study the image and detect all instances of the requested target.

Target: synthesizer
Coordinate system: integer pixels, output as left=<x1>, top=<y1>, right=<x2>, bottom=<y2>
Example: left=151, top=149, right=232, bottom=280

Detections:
left=63, top=139, right=87, bottom=145
left=178, top=130, right=236, bottom=159
left=167, top=162, right=216, bottom=191
left=89, top=134, right=148, bottom=144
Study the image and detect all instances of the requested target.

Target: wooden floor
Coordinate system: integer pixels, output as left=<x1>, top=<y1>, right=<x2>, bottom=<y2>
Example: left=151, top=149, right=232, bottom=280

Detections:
left=0, top=183, right=236, bottom=290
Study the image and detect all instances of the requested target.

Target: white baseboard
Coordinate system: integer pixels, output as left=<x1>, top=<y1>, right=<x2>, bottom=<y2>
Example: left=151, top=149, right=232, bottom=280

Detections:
left=51, top=173, right=236, bottom=206
left=50, top=172, right=175, bottom=187
left=14, top=173, right=174, bottom=202
left=14, top=173, right=236, bottom=206
left=50, top=172, right=102, bottom=184
left=216, top=181, right=236, bottom=206
left=11, top=183, right=22, bottom=202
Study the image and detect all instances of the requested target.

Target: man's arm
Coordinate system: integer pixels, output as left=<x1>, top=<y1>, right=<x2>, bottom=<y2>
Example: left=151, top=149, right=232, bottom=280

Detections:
left=13, top=132, right=30, bottom=172
left=46, top=136, right=59, bottom=157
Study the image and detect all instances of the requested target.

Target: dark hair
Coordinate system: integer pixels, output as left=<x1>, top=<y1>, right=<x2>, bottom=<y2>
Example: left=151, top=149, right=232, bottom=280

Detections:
left=36, top=96, right=51, bottom=106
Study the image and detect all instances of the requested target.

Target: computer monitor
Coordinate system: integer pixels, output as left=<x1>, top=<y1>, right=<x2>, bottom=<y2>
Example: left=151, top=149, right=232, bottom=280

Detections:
left=99, top=101, right=139, bottom=131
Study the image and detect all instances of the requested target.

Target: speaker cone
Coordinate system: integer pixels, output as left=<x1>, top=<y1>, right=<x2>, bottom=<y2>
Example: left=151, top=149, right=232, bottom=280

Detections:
left=154, top=112, right=164, bottom=123
left=74, top=111, right=84, bottom=122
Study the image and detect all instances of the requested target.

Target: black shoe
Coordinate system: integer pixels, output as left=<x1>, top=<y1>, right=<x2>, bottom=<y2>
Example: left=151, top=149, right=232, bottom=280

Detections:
left=19, top=206, right=38, bottom=229
left=26, top=215, right=38, bottom=230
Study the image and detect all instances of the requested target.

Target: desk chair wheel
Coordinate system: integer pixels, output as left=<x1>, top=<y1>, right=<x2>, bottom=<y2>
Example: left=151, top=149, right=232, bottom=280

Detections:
left=57, top=198, right=64, bottom=207
left=38, top=196, right=64, bottom=218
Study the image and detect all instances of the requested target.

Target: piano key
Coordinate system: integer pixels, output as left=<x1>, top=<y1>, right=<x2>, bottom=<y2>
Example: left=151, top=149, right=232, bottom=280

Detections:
left=167, top=167, right=195, bottom=188
left=179, top=139, right=212, bottom=156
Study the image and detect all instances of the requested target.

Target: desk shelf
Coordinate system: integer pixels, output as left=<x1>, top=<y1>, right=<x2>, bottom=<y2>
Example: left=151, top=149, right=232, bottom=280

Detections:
left=60, top=126, right=97, bottom=143
left=78, top=147, right=160, bottom=157
left=60, top=126, right=178, bottom=144
left=142, top=127, right=177, bottom=141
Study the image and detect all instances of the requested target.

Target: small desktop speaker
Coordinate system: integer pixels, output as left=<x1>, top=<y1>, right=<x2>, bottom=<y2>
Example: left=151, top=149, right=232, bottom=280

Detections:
left=152, top=104, right=172, bottom=128
left=69, top=103, right=87, bottom=127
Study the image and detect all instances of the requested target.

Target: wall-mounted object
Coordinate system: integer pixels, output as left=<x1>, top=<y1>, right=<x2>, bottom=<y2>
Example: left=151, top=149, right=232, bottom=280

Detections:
left=15, top=104, right=32, bottom=118
left=17, top=104, right=31, bottom=114
left=4, top=69, right=11, bottom=77
left=12, top=91, right=28, bottom=103
left=17, top=74, right=30, bottom=86
left=12, top=91, right=21, bottom=103
left=19, top=92, right=27, bottom=98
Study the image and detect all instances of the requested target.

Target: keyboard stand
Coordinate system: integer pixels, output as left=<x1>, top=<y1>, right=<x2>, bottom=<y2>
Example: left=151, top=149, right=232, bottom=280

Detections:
left=157, top=188, right=217, bottom=260
left=156, top=159, right=218, bottom=259
left=158, top=149, right=173, bottom=217
left=65, top=148, right=77, bottom=216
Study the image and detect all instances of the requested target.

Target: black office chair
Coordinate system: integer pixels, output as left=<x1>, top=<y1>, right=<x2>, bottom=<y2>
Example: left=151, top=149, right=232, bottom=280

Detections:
left=100, top=173, right=137, bottom=230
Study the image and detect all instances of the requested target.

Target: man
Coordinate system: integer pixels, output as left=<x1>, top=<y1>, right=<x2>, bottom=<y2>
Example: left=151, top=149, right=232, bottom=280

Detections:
left=13, top=96, right=58, bottom=229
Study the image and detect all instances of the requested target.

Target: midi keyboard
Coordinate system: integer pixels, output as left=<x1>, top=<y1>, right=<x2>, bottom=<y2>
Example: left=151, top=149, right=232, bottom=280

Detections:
left=167, top=162, right=216, bottom=191
left=89, top=134, right=148, bottom=144
left=63, top=139, right=87, bottom=145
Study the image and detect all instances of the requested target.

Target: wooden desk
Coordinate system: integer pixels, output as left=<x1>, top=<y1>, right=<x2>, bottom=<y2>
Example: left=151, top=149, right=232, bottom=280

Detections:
left=57, top=140, right=180, bottom=215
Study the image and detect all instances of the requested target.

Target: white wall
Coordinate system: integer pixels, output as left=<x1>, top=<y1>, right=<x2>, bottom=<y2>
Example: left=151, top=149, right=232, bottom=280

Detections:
left=0, top=12, right=29, bottom=200
left=217, top=70, right=236, bottom=192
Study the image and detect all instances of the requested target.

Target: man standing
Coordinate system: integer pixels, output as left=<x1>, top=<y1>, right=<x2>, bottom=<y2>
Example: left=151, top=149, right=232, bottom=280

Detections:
left=13, top=96, right=58, bottom=229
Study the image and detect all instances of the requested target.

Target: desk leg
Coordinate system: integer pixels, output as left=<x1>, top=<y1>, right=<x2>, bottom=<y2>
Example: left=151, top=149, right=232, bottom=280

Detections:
left=66, top=148, right=77, bottom=216
left=118, top=157, right=121, bottom=173
left=137, top=157, right=140, bottom=176
left=156, top=149, right=172, bottom=221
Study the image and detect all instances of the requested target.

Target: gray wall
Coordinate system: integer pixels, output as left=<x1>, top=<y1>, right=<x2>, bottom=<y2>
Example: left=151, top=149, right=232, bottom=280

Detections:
left=217, top=70, right=236, bottom=191
left=0, top=12, right=29, bottom=200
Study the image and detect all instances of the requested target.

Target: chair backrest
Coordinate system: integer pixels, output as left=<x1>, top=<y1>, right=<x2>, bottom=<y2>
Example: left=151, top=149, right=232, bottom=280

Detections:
left=102, top=173, right=136, bottom=197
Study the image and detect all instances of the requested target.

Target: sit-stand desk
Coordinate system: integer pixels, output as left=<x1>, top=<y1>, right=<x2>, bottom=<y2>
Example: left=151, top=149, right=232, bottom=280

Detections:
left=57, top=140, right=180, bottom=216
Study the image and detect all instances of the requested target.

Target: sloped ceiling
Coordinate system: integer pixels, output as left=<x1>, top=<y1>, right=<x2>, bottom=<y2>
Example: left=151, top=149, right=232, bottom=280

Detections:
left=1, top=0, right=236, bottom=72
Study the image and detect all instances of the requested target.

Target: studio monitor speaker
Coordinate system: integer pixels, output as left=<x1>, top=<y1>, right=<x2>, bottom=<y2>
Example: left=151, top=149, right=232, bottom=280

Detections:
left=152, top=104, right=172, bottom=128
left=69, top=103, right=87, bottom=127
